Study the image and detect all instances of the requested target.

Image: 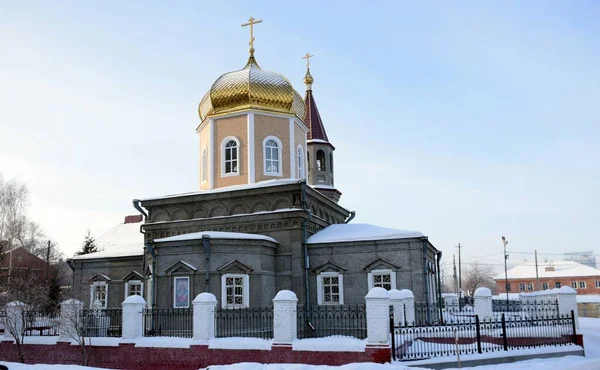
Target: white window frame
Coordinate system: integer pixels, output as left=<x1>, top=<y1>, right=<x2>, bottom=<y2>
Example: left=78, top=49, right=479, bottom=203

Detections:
left=221, top=136, right=240, bottom=177
left=173, top=276, right=190, bottom=308
left=579, top=281, right=587, bottom=289
left=555, top=282, right=561, bottom=288
left=571, top=281, right=578, bottom=289
left=596, top=280, right=600, bottom=289
left=542, top=282, right=549, bottom=290
left=317, top=272, right=344, bottom=305
left=90, top=282, right=108, bottom=309
left=263, top=136, right=283, bottom=176
left=367, top=269, right=396, bottom=291
left=527, top=283, right=534, bottom=291
left=125, top=280, right=144, bottom=299
left=297, top=145, right=304, bottom=179
left=221, top=274, right=250, bottom=309
left=201, top=147, right=208, bottom=183
left=519, top=283, right=526, bottom=291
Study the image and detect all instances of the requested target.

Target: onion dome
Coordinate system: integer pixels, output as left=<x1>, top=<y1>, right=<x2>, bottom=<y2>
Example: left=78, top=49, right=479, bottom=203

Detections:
left=199, top=53, right=305, bottom=121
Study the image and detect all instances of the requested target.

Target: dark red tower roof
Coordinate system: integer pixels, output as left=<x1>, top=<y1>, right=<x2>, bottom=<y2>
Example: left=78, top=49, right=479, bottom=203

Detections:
left=303, top=82, right=329, bottom=142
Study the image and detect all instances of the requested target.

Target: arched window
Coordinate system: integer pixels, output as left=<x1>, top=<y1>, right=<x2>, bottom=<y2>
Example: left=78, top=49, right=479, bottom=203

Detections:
left=329, top=152, right=333, bottom=174
left=201, top=147, right=208, bottom=183
left=307, top=152, right=311, bottom=171
left=297, top=146, right=304, bottom=179
left=316, top=150, right=326, bottom=172
left=263, top=136, right=282, bottom=176
left=221, top=137, right=239, bottom=175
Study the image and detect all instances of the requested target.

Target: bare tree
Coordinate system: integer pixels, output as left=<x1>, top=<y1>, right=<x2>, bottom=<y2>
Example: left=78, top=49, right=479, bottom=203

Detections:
left=462, top=261, right=496, bottom=297
left=58, top=291, right=95, bottom=366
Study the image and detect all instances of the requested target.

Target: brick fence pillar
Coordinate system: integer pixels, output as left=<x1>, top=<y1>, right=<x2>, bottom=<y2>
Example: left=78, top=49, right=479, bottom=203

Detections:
left=273, top=290, right=298, bottom=346
left=474, top=287, right=493, bottom=319
left=399, top=289, right=415, bottom=325
left=59, top=298, right=83, bottom=342
left=388, top=289, right=405, bottom=326
left=3, top=301, right=26, bottom=341
left=365, top=288, right=390, bottom=346
left=193, top=292, right=217, bottom=341
left=121, top=295, right=146, bottom=340
left=557, top=286, right=579, bottom=330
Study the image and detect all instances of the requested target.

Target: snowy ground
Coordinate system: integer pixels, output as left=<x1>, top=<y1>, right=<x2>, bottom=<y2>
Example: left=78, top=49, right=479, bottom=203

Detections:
left=2, top=318, right=600, bottom=370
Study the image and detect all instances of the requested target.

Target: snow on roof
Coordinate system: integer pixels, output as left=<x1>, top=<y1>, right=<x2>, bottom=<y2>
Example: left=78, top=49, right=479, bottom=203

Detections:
left=578, top=295, right=600, bottom=303
left=493, top=260, right=600, bottom=280
left=306, top=223, right=423, bottom=244
left=140, top=179, right=302, bottom=202
left=70, top=222, right=144, bottom=260
left=154, top=231, right=277, bottom=244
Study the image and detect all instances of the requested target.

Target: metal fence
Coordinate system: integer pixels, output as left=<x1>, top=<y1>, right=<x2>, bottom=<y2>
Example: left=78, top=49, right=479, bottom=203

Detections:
left=215, top=306, right=273, bottom=339
left=492, top=299, right=559, bottom=316
left=80, top=309, right=122, bottom=337
left=23, top=311, right=60, bottom=336
left=391, top=310, right=577, bottom=361
left=297, top=304, right=367, bottom=339
left=143, top=308, right=193, bottom=338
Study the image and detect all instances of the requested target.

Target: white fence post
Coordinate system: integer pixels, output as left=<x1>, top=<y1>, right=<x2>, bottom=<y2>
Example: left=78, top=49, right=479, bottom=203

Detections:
left=399, top=289, right=415, bottom=325
left=273, top=290, right=298, bottom=345
left=388, top=289, right=405, bottom=326
left=365, top=287, right=390, bottom=346
left=193, top=292, right=217, bottom=341
left=121, top=295, right=146, bottom=340
left=3, top=301, right=26, bottom=341
left=557, top=286, right=579, bottom=330
left=59, top=298, right=83, bottom=341
left=474, top=287, right=492, bottom=319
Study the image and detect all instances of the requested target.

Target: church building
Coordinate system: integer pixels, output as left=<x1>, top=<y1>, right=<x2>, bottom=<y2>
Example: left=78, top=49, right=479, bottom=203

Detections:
left=69, top=19, right=442, bottom=310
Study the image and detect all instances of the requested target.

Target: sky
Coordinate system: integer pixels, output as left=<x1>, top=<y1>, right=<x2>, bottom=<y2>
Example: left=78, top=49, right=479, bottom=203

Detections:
left=1, top=1, right=599, bottom=278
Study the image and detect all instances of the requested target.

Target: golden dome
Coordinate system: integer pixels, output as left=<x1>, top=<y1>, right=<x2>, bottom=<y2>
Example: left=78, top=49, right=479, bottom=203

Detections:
left=199, top=54, right=305, bottom=121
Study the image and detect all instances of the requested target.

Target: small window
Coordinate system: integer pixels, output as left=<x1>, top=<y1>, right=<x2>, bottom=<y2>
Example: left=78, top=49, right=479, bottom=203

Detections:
left=519, top=283, right=525, bottom=291
left=579, top=281, right=586, bottom=289
left=596, top=281, right=600, bottom=288
left=542, top=282, right=549, bottom=290
left=555, top=282, right=561, bottom=288
left=173, top=277, right=190, bottom=308
left=90, top=282, right=108, bottom=309
left=201, top=147, right=208, bottom=183
left=506, top=283, right=511, bottom=291
left=368, top=269, right=396, bottom=291
left=126, top=281, right=143, bottom=298
left=329, top=152, right=333, bottom=174
left=297, top=146, right=304, bottom=179
left=317, top=272, right=343, bottom=305
left=571, top=281, right=578, bottom=289
left=223, top=140, right=239, bottom=174
left=263, top=137, right=282, bottom=176
left=221, top=274, right=249, bottom=308
left=316, top=150, right=326, bottom=171
left=527, top=283, right=534, bottom=290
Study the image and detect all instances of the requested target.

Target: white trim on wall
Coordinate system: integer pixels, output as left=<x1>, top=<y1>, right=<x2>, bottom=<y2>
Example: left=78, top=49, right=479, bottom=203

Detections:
left=297, top=145, right=305, bottom=179
left=209, top=119, right=214, bottom=190
left=90, top=282, right=108, bottom=309
left=221, top=274, right=250, bottom=308
left=262, top=135, right=283, bottom=177
left=248, top=113, right=255, bottom=183
left=289, top=118, right=295, bottom=179
left=124, top=280, right=144, bottom=299
left=317, top=272, right=344, bottom=305
left=367, top=269, right=397, bottom=291
left=221, top=136, right=241, bottom=177
left=201, top=146, right=208, bottom=185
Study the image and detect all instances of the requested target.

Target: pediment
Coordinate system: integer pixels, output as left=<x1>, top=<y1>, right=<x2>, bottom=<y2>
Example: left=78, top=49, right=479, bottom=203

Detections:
left=363, top=258, right=400, bottom=271
left=313, top=261, right=347, bottom=274
left=122, top=271, right=144, bottom=282
left=165, top=260, right=198, bottom=275
left=217, top=259, right=253, bottom=274
left=88, top=273, right=111, bottom=283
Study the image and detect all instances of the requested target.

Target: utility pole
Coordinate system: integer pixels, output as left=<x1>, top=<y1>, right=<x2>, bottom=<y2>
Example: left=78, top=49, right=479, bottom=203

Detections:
left=453, top=254, right=458, bottom=295
left=456, top=244, right=462, bottom=304
left=45, top=240, right=51, bottom=279
left=535, top=249, right=539, bottom=288
left=502, top=236, right=509, bottom=305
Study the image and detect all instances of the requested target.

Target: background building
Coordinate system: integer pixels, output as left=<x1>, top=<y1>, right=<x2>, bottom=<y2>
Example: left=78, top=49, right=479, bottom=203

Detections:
left=564, top=251, right=597, bottom=269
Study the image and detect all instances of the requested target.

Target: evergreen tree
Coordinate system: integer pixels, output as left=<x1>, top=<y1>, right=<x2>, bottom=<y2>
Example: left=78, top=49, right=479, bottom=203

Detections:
left=76, top=229, right=98, bottom=255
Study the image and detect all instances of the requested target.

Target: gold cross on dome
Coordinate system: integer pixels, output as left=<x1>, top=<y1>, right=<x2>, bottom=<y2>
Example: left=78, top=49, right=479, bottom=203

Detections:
left=241, top=17, right=263, bottom=52
left=302, top=53, right=314, bottom=69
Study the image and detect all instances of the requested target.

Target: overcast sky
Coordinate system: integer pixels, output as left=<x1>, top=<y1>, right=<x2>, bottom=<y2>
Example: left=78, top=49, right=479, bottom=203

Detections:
left=1, top=1, right=599, bottom=276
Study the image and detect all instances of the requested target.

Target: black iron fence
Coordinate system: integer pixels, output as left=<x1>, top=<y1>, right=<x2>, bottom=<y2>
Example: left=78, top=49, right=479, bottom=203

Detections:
left=143, top=308, right=193, bottom=338
left=492, top=299, right=559, bottom=316
left=391, top=310, right=577, bottom=361
left=297, top=304, right=367, bottom=339
left=215, top=306, right=273, bottom=339
left=80, top=309, right=122, bottom=337
left=23, top=311, right=60, bottom=336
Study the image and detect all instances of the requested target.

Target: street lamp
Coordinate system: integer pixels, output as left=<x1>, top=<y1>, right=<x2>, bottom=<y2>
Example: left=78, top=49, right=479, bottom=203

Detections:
left=502, top=236, right=509, bottom=305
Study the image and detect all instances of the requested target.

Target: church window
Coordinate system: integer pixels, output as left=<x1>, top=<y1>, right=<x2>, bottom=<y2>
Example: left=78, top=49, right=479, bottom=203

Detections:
left=368, top=269, right=396, bottom=291
left=263, top=136, right=282, bottom=176
left=90, top=282, right=108, bottom=309
left=297, top=146, right=304, bottom=179
left=329, top=153, right=333, bottom=174
left=307, top=152, right=311, bottom=171
left=542, top=282, right=549, bottom=290
left=221, top=137, right=240, bottom=176
left=317, top=272, right=343, bottom=305
left=125, top=280, right=143, bottom=298
left=201, top=147, right=208, bottom=183
left=173, top=276, right=190, bottom=308
left=221, top=274, right=249, bottom=308
left=316, top=150, right=326, bottom=171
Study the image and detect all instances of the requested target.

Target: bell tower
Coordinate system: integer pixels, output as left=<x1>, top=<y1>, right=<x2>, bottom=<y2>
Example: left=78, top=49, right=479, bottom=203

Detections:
left=303, top=54, right=341, bottom=203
